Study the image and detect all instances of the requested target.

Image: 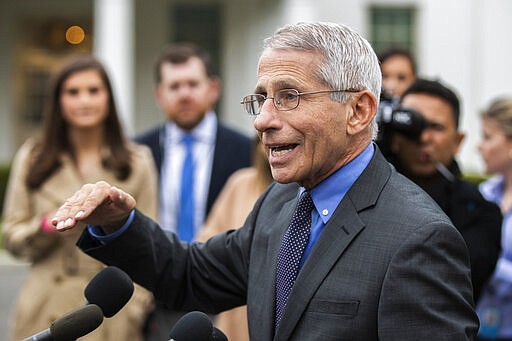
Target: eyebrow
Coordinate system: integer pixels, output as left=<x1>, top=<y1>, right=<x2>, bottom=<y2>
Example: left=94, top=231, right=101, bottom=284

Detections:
left=254, top=79, right=301, bottom=94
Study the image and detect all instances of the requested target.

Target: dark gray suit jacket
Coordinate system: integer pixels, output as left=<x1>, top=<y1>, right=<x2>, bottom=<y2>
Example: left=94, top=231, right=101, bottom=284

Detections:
left=78, top=147, right=478, bottom=340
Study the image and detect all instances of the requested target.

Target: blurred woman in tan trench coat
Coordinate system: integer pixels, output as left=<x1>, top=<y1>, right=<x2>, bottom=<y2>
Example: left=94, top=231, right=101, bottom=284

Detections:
left=2, top=54, right=158, bottom=341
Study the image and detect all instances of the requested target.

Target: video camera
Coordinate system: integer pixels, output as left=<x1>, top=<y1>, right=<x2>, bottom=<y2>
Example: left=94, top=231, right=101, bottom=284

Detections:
left=376, top=99, right=429, bottom=158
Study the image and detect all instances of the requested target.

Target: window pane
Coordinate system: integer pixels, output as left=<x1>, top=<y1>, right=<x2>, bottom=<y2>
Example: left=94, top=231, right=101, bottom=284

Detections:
left=369, top=6, right=416, bottom=56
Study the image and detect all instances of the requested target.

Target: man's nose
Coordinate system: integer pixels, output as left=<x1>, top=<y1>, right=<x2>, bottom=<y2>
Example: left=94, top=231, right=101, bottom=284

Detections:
left=253, top=99, right=279, bottom=132
left=177, top=85, right=194, bottom=97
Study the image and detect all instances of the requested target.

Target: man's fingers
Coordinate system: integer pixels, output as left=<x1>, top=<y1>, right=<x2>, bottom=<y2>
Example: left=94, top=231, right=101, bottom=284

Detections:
left=52, top=181, right=112, bottom=231
left=109, top=187, right=136, bottom=211
left=52, top=193, right=86, bottom=230
left=52, top=184, right=91, bottom=228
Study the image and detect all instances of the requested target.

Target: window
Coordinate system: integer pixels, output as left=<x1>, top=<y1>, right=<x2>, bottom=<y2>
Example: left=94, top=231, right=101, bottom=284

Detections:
left=173, top=4, right=222, bottom=76
left=369, top=6, right=416, bottom=56
left=172, top=4, right=223, bottom=113
left=21, top=64, right=51, bottom=126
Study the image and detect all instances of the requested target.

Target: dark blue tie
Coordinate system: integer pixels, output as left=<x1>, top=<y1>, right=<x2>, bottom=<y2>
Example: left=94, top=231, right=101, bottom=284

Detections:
left=177, top=134, right=195, bottom=242
left=275, top=191, right=314, bottom=331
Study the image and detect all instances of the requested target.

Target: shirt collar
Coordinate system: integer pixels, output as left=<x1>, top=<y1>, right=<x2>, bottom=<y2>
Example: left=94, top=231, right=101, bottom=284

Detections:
left=480, top=174, right=505, bottom=205
left=165, top=110, right=217, bottom=144
left=303, top=143, right=375, bottom=224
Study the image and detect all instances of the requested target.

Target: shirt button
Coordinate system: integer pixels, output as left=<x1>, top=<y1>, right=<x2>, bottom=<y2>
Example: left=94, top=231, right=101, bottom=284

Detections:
left=322, top=209, right=328, bottom=216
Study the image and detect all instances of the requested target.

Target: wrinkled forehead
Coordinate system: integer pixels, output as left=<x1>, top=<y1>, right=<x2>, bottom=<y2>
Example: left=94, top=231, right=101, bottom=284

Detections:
left=257, top=47, right=322, bottom=69
left=256, top=48, right=322, bottom=88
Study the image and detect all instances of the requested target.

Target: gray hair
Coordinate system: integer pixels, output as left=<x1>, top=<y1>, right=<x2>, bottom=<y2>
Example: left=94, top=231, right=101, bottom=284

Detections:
left=263, top=22, right=381, bottom=137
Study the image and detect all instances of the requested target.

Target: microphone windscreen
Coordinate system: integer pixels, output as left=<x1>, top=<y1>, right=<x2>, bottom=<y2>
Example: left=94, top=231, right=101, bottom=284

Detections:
left=50, top=304, right=103, bottom=341
left=84, top=266, right=134, bottom=317
left=169, top=311, right=213, bottom=341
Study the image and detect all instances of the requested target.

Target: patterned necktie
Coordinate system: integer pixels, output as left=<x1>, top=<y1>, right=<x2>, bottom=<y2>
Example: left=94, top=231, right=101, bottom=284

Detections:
left=177, top=134, right=195, bottom=242
left=275, top=191, right=314, bottom=331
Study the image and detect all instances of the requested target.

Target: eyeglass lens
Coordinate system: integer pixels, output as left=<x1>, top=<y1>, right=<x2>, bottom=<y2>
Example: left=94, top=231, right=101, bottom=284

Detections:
left=243, top=89, right=300, bottom=115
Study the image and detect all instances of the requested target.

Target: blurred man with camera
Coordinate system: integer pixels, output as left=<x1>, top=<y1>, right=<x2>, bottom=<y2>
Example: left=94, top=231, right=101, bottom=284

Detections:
left=378, top=78, right=501, bottom=302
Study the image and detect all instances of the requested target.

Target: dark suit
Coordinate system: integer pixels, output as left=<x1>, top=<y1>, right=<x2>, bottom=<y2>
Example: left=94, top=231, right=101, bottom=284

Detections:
left=134, top=121, right=252, bottom=216
left=416, top=163, right=502, bottom=303
left=78, top=147, right=478, bottom=340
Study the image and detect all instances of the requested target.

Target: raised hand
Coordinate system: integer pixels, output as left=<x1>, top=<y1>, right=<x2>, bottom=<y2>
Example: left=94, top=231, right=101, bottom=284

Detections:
left=51, top=181, right=136, bottom=234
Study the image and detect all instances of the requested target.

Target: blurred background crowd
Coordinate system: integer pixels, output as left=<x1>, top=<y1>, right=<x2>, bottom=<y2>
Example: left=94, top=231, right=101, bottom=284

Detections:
left=1, top=1, right=512, bottom=341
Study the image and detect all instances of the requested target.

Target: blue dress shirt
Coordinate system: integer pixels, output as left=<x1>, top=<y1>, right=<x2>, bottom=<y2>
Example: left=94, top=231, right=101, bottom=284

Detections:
left=299, top=143, right=374, bottom=268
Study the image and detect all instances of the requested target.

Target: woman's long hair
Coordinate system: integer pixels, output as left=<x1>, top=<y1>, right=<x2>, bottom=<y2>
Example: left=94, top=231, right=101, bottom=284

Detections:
left=26, top=54, right=132, bottom=189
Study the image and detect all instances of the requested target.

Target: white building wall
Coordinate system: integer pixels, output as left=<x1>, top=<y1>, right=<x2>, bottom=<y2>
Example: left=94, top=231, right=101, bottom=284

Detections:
left=419, top=0, right=512, bottom=172
left=419, top=0, right=477, bottom=171
left=222, top=1, right=283, bottom=136
left=2, top=0, right=511, bottom=174
left=479, top=0, right=512, bottom=102
left=222, top=0, right=512, bottom=173
left=477, top=0, right=512, bottom=155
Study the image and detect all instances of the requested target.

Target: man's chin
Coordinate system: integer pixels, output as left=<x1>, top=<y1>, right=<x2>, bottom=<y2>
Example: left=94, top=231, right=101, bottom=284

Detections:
left=176, top=118, right=203, bottom=130
left=270, top=169, right=296, bottom=185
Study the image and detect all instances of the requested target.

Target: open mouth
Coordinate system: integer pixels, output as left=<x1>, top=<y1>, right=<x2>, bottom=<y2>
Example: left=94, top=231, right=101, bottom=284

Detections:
left=270, top=144, right=297, bottom=157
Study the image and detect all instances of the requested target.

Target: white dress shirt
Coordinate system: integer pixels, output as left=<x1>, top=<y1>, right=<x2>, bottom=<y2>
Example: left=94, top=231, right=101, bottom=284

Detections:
left=159, top=111, right=217, bottom=236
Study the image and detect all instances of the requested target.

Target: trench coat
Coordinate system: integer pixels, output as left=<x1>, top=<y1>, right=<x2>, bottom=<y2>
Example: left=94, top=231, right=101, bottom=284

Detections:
left=3, top=139, right=158, bottom=341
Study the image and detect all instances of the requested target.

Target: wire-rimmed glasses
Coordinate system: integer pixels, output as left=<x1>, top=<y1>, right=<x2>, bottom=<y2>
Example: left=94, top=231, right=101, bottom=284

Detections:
left=240, top=88, right=360, bottom=115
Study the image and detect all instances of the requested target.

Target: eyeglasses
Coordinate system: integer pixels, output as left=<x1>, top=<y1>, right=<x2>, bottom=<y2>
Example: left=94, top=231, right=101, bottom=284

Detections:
left=240, top=88, right=360, bottom=116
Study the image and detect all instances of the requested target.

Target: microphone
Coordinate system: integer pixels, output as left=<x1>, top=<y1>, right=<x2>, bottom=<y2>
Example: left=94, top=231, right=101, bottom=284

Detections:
left=23, top=304, right=103, bottom=341
left=213, top=327, right=228, bottom=341
left=84, top=266, right=134, bottom=317
left=168, top=311, right=228, bottom=341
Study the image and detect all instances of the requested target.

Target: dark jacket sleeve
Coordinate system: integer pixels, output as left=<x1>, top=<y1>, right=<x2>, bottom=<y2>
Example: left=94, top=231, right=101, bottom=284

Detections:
left=449, top=180, right=502, bottom=302
left=77, top=209, right=251, bottom=313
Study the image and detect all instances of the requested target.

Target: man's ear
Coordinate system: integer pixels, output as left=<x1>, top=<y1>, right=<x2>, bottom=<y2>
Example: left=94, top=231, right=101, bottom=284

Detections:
left=346, top=91, right=377, bottom=136
left=453, top=131, right=465, bottom=155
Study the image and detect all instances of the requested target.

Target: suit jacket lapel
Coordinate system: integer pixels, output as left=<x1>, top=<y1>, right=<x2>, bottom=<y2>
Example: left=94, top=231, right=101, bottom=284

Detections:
left=250, top=187, right=300, bottom=341
left=275, top=147, right=392, bottom=340
left=156, top=125, right=165, bottom=174
left=207, top=124, right=224, bottom=213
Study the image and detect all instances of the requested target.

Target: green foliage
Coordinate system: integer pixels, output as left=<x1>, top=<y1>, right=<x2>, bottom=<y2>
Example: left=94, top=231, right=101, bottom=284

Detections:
left=462, top=172, right=488, bottom=185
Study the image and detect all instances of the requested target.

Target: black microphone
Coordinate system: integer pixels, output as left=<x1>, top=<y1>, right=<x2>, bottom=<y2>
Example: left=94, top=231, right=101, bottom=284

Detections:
left=168, top=311, right=228, bottom=341
left=23, top=304, right=103, bottom=341
left=213, top=327, right=228, bottom=341
left=84, top=266, right=134, bottom=317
